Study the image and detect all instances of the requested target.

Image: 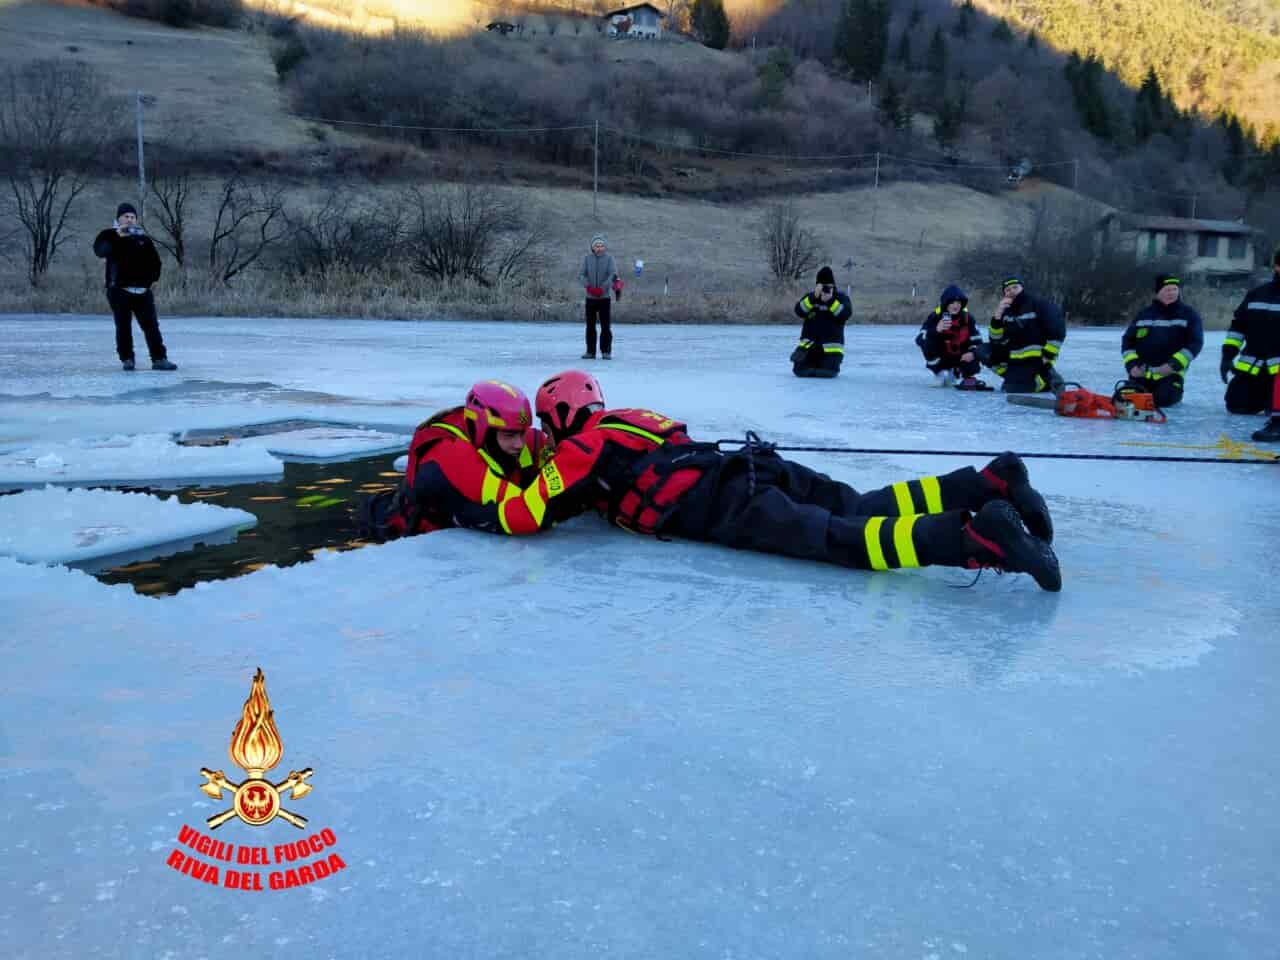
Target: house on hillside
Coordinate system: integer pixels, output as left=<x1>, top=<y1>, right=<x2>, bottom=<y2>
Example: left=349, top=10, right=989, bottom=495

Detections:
left=1096, top=212, right=1259, bottom=283
left=604, top=3, right=664, bottom=38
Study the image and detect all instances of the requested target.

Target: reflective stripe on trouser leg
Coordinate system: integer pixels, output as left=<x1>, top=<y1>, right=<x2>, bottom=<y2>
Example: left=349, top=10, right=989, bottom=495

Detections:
left=828, top=510, right=971, bottom=570
left=860, top=516, right=922, bottom=570
left=853, top=468, right=987, bottom=517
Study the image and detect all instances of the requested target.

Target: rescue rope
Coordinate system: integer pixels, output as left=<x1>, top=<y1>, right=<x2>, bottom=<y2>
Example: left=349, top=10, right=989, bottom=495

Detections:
left=712, top=439, right=1279, bottom=467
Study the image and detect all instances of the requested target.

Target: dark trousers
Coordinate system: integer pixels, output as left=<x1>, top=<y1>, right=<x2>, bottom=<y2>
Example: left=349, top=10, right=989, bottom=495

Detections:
left=922, top=347, right=980, bottom=378
left=1129, top=374, right=1184, bottom=408
left=585, top=298, right=612, bottom=355
left=1225, top=371, right=1276, bottom=414
left=980, top=342, right=1056, bottom=393
left=792, top=343, right=843, bottom=378
left=107, top=287, right=166, bottom=362
left=670, top=452, right=994, bottom=571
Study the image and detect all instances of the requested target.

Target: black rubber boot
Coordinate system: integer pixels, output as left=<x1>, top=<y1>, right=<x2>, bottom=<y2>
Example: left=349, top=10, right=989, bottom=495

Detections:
left=1252, top=417, right=1280, bottom=443
left=963, top=500, right=1062, bottom=592
left=980, top=451, right=1053, bottom=543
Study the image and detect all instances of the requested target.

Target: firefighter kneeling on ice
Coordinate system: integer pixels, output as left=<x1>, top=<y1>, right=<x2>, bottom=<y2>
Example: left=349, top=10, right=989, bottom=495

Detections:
left=1119, top=274, right=1204, bottom=408
left=791, top=266, right=850, bottom=378
left=428, top=371, right=1063, bottom=592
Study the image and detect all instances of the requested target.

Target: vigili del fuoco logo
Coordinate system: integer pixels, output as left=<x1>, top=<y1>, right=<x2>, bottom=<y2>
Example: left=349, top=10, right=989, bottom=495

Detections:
left=164, top=668, right=347, bottom=891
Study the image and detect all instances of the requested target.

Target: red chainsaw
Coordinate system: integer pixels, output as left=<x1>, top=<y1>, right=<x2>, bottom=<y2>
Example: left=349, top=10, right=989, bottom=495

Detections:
left=1007, top=380, right=1168, bottom=423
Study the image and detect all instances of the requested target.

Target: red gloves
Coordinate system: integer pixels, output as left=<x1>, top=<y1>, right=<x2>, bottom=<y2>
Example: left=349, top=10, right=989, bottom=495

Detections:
left=586, top=285, right=605, bottom=298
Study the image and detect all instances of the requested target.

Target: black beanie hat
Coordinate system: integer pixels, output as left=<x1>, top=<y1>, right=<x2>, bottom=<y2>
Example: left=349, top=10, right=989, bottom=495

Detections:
left=1154, top=274, right=1181, bottom=291
left=1001, top=276, right=1023, bottom=291
left=116, top=202, right=137, bottom=218
left=816, top=266, right=835, bottom=285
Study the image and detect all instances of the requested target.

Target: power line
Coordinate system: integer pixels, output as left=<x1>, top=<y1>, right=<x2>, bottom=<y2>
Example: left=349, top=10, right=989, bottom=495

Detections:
left=289, top=114, right=593, bottom=134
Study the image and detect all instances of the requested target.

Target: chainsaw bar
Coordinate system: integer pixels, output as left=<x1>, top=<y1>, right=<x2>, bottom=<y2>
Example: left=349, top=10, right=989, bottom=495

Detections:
left=1005, top=394, right=1058, bottom=409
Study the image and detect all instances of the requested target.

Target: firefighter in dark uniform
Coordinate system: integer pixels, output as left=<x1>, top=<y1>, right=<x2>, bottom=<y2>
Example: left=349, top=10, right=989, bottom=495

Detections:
left=444, top=371, right=1062, bottom=591
left=916, top=284, right=986, bottom=388
left=360, top=380, right=544, bottom=539
left=1222, top=249, right=1280, bottom=442
left=791, top=266, right=850, bottom=378
left=1120, top=274, right=1204, bottom=408
left=980, top=276, right=1066, bottom=393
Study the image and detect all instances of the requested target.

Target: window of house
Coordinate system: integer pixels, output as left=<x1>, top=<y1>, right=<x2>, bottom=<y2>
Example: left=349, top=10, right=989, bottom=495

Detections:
left=1198, top=233, right=1219, bottom=257
left=1146, top=232, right=1159, bottom=258
left=1227, top=235, right=1247, bottom=259
left=1166, top=232, right=1187, bottom=254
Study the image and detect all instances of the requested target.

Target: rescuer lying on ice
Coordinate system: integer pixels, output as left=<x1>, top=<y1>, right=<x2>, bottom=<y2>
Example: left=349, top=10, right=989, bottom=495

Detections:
left=421, top=371, right=1062, bottom=592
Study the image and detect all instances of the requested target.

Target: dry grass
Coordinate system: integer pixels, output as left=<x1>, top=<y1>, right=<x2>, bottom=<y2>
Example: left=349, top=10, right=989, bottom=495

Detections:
left=0, top=0, right=355, bottom=153
left=2, top=174, right=1080, bottom=320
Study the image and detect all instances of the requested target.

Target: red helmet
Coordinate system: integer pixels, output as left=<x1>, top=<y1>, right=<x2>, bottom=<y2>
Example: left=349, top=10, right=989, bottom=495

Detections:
left=536, top=370, right=605, bottom=442
left=463, top=380, right=532, bottom=448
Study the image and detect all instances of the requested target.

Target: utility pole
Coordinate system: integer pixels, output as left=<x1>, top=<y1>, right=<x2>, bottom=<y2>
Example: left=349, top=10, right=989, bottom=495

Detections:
left=135, top=91, right=157, bottom=221
left=1190, top=194, right=1197, bottom=219
left=136, top=91, right=146, bottom=222
left=873, top=152, right=880, bottom=189
left=1071, top=157, right=1079, bottom=192
left=593, top=119, right=599, bottom=219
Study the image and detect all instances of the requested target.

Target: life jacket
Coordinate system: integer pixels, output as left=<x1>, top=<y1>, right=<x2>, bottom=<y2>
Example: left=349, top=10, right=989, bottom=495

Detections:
left=366, top=407, right=539, bottom=539
left=934, top=306, right=975, bottom=357
left=589, top=409, right=721, bottom=536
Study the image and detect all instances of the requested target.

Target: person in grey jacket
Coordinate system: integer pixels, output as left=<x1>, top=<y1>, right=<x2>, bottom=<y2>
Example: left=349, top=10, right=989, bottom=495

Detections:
left=578, top=234, right=619, bottom=359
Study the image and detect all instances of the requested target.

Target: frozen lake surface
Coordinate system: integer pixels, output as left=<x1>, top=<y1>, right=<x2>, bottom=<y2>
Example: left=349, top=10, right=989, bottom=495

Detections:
left=1, top=314, right=1276, bottom=959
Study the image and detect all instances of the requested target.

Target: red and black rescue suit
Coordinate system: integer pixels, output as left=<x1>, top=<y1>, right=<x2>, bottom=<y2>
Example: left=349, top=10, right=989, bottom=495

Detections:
left=361, top=406, right=544, bottom=539
left=445, top=408, right=1022, bottom=573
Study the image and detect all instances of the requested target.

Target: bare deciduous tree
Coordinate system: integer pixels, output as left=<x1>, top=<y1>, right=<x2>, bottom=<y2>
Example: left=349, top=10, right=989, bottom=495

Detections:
left=403, top=185, right=544, bottom=287
left=148, top=163, right=195, bottom=268
left=0, top=60, right=121, bottom=284
left=208, top=175, right=289, bottom=283
left=283, top=187, right=405, bottom=280
left=758, top=202, right=827, bottom=284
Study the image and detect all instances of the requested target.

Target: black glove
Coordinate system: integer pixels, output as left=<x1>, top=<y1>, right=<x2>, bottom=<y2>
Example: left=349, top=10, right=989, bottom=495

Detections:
left=1220, top=355, right=1233, bottom=384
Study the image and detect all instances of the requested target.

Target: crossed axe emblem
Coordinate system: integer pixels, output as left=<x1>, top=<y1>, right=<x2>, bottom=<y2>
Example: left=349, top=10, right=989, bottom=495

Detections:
left=200, top=767, right=314, bottom=830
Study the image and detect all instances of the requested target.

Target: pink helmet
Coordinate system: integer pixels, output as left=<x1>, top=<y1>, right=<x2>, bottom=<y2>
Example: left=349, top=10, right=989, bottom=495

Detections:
left=536, top=370, right=605, bottom=442
left=463, top=380, right=532, bottom=448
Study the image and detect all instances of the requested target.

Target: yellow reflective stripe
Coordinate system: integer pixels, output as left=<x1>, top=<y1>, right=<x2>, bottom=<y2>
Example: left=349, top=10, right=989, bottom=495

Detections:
left=518, top=445, right=533, bottom=468
left=797, top=339, right=812, bottom=348
left=480, top=471, right=503, bottom=504
left=920, top=476, right=943, bottom=513
left=1010, top=346, right=1043, bottom=360
left=829, top=301, right=846, bottom=316
left=1223, top=334, right=1245, bottom=347
left=1122, top=351, right=1140, bottom=364
left=598, top=423, right=665, bottom=445
left=1172, top=350, right=1192, bottom=369
left=477, top=448, right=503, bottom=474
left=892, top=516, right=919, bottom=568
left=521, top=484, right=548, bottom=526
left=864, top=517, right=888, bottom=571
left=430, top=421, right=468, bottom=442
left=823, top=344, right=844, bottom=354
left=800, top=296, right=813, bottom=310
left=892, top=482, right=913, bottom=515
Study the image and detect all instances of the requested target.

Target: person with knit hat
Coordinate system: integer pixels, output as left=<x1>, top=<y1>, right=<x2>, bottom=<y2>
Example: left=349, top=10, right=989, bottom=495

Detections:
left=92, top=202, right=176, bottom=372
left=978, top=275, right=1064, bottom=393
left=791, top=265, right=851, bottom=378
left=577, top=234, right=619, bottom=360
left=915, top=284, right=988, bottom=389
left=1118, top=274, right=1203, bottom=408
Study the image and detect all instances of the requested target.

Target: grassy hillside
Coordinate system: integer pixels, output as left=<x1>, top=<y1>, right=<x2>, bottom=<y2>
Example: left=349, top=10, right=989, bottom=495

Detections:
left=979, top=0, right=1280, bottom=129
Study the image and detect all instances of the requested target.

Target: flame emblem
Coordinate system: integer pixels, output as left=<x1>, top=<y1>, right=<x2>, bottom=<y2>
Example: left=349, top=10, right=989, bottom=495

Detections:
left=198, top=668, right=314, bottom=830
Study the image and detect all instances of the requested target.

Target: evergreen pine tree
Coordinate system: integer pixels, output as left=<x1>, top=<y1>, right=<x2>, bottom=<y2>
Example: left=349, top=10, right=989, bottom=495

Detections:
left=895, top=31, right=912, bottom=67
left=908, top=0, right=922, bottom=28
left=952, top=0, right=975, bottom=38
left=927, top=26, right=947, bottom=78
left=991, top=17, right=1014, bottom=43
left=691, top=0, right=730, bottom=50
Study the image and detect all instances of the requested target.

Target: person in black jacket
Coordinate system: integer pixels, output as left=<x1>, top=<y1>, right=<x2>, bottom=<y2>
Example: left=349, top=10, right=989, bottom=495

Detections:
left=92, top=203, right=175, bottom=371
left=1221, top=250, right=1280, bottom=435
left=791, top=265, right=851, bottom=378
left=978, top=276, right=1065, bottom=393
left=915, top=284, right=987, bottom=388
left=1119, top=274, right=1204, bottom=408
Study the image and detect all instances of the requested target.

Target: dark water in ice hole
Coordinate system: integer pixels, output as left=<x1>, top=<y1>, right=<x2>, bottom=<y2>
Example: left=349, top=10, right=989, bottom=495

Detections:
left=92, top=453, right=400, bottom=597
